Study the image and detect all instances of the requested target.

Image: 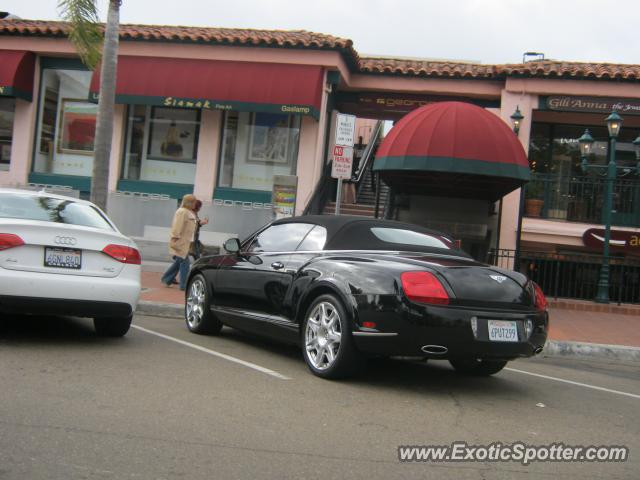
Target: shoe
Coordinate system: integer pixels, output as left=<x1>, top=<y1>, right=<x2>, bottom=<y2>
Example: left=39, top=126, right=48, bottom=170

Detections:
left=163, top=281, right=172, bottom=287
left=171, top=279, right=179, bottom=285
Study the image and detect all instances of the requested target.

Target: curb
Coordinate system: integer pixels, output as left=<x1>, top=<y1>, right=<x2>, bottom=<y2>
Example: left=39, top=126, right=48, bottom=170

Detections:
left=543, top=340, right=640, bottom=364
left=134, top=301, right=640, bottom=364
left=136, top=301, right=183, bottom=318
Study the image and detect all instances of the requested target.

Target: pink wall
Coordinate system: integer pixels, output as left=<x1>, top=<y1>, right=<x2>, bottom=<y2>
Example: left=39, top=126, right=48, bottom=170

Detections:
left=354, top=118, right=378, bottom=145
left=193, top=109, right=222, bottom=200
left=0, top=57, right=40, bottom=186
left=296, top=72, right=330, bottom=215
left=522, top=218, right=640, bottom=248
left=108, top=104, right=125, bottom=191
left=498, top=92, right=537, bottom=252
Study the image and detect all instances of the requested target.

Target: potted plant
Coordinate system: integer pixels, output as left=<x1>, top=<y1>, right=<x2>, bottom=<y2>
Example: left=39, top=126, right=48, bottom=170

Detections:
left=524, top=181, right=545, bottom=217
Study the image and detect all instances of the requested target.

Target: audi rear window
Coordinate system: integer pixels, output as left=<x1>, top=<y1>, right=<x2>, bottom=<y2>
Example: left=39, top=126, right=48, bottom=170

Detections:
left=0, top=193, right=114, bottom=231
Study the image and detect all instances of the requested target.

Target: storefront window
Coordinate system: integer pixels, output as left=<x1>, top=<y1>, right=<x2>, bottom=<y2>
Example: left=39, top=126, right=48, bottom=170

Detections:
left=530, top=123, right=638, bottom=178
left=122, top=105, right=200, bottom=184
left=218, top=111, right=300, bottom=191
left=33, top=68, right=94, bottom=176
left=0, top=98, right=15, bottom=170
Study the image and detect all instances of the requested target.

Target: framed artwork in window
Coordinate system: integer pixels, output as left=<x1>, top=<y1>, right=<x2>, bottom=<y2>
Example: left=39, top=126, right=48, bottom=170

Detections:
left=57, top=99, right=97, bottom=155
left=248, top=113, right=292, bottom=164
left=147, top=107, right=199, bottom=163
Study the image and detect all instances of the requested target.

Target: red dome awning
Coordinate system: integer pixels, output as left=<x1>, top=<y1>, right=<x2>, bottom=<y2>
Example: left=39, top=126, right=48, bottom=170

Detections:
left=373, top=101, right=530, bottom=200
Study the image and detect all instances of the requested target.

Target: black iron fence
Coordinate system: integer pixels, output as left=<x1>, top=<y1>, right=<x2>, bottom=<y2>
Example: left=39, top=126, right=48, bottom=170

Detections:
left=487, top=249, right=640, bottom=305
left=525, top=173, right=640, bottom=227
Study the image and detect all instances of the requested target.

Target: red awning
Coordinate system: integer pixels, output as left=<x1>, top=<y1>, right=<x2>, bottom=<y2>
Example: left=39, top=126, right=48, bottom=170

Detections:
left=373, top=102, right=530, bottom=201
left=0, top=50, right=36, bottom=101
left=90, top=56, right=324, bottom=119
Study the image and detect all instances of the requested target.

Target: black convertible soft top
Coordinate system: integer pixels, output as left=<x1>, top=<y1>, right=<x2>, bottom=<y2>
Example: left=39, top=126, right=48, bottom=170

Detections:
left=272, top=215, right=471, bottom=257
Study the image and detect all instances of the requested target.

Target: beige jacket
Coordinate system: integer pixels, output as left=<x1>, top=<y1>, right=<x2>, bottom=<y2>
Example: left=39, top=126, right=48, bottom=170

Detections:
left=168, top=207, right=197, bottom=259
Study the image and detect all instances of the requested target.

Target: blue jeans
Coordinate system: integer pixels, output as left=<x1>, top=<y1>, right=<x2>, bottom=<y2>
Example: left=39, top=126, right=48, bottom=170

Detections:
left=161, top=255, right=190, bottom=290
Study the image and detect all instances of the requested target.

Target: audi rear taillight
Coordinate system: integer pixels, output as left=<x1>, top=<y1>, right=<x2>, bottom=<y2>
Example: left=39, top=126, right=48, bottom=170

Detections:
left=0, top=233, right=24, bottom=251
left=400, top=271, right=450, bottom=305
left=102, top=244, right=141, bottom=264
left=532, top=282, right=547, bottom=311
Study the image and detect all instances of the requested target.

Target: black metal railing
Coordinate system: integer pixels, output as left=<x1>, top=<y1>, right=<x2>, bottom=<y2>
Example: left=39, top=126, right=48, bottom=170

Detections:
left=524, top=173, right=640, bottom=227
left=487, top=249, right=640, bottom=305
left=355, top=120, right=384, bottom=199
left=303, top=160, right=334, bottom=215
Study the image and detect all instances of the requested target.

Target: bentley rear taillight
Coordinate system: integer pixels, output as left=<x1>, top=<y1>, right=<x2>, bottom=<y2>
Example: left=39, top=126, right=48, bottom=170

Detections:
left=401, top=271, right=449, bottom=305
left=532, top=282, right=547, bottom=311
left=102, top=244, right=142, bottom=264
left=0, top=233, right=24, bottom=251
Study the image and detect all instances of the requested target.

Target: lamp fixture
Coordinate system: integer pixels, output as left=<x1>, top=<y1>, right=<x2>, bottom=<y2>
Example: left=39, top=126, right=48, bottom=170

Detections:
left=510, top=106, right=524, bottom=135
left=633, top=133, right=640, bottom=172
left=578, top=129, right=595, bottom=173
left=605, top=110, right=622, bottom=138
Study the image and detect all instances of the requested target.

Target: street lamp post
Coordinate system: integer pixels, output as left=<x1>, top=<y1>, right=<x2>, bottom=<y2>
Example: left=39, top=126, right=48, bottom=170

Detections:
left=578, top=111, right=637, bottom=304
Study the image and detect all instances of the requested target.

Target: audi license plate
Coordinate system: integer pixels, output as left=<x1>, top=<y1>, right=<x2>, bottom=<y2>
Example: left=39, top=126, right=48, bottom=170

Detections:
left=44, top=247, right=82, bottom=269
left=487, top=320, right=518, bottom=342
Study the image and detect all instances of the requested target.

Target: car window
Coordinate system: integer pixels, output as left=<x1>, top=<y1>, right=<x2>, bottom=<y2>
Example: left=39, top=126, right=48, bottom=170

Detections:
left=370, top=227, right=453, bottom=249
left=246, top=223, right=314, bottom=253
left=297, top=225, right=327, bottom=251
left=0, top=192, right=114, bottom=231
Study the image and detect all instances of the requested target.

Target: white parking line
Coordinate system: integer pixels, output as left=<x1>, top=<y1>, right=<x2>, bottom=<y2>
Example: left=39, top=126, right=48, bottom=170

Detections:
left=505, top=367, right=640, bottom=400
left=131, top=325, right=291, bottom=380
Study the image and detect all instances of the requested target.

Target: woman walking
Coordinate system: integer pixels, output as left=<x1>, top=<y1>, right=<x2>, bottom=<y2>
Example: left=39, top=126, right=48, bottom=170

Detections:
left=189, top=199, right=209, bottom=260
left=161, top=194, right=198, bottom=290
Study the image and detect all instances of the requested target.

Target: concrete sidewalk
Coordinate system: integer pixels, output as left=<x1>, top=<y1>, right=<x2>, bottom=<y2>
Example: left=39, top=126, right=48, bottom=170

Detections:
left=138, top=266, right=640, bottom=363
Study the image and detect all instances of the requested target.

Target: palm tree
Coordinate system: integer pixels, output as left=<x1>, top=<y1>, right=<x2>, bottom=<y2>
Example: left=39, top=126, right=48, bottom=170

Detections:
left=58, top=0, right=121, bottom=211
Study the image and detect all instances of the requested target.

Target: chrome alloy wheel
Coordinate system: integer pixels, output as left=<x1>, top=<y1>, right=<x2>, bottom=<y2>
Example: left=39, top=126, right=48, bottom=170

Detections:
left=305, top=301, right=342, bottom=370
left=186, top=277, right=206, bottom=330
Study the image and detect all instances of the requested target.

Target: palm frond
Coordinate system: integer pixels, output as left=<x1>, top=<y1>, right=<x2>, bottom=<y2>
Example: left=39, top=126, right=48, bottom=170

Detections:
left=58, top=0, right=103, bottom=69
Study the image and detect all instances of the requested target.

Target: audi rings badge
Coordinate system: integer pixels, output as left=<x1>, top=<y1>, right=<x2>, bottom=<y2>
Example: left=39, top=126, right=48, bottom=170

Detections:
left=54, top=236, right=77, bottom=246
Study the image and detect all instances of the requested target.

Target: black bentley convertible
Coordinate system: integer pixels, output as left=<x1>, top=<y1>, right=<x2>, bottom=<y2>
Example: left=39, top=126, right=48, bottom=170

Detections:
left=184, top=215, right=548, bottom=379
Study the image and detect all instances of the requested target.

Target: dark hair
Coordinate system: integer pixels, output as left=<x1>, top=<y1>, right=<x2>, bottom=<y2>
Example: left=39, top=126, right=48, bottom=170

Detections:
left=194, top=199, right=203, bottom=212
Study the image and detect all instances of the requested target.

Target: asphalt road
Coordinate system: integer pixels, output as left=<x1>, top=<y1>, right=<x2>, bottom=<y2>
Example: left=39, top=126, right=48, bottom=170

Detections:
left=1, top=313, right=638, bottom=480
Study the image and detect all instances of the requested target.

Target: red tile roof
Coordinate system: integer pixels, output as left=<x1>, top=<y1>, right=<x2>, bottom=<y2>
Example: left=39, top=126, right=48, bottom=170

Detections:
left=2, top=19, right=639, bottom=82
left=496, top=61, right=640, bottom=81
left=358, top=57, right=496, bottom=78
left=0, top=19, right=359, bottom=61
left=358, top=57, right=640, bottom=81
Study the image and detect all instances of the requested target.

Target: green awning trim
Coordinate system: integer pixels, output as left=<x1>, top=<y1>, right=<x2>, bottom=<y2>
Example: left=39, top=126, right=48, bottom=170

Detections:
left=28, top=173, right=91, bottom=192
left=373, top=155, right=531, bottom=181
left=214, top=187, right=272, bottom=204
left=89, top=92, right=320, bottom=120
left=0, top=85, right=32, bottom=101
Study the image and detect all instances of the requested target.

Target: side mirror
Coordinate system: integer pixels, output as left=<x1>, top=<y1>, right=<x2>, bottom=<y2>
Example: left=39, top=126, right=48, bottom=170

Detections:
left=223, top=237, right=241, bottom=254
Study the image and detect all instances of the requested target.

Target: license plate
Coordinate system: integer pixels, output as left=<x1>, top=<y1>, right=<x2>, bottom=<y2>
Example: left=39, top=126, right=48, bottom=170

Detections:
left=487, top=320, right=519, bottom=342
left=44, top=247, right=82, bottom=269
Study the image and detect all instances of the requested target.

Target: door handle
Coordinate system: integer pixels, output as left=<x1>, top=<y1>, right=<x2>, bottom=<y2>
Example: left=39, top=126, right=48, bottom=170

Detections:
left=271, top=261, right=284, bottom=270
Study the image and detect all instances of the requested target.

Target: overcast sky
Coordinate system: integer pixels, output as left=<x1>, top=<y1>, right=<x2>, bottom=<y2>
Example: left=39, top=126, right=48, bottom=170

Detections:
left=2, top=0, right=638, bottom=65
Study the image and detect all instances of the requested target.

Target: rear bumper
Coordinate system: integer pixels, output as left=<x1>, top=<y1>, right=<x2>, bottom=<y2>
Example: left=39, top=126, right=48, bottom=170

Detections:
left=0, top=295, right=133, bottom=318
left=0, top=265, right=140, bottom=317
left=350, top=294, right=548, bottom=360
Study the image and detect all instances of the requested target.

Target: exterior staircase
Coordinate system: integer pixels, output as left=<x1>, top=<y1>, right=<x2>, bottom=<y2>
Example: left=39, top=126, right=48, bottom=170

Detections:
left=323, top=167, right=390, bottom=217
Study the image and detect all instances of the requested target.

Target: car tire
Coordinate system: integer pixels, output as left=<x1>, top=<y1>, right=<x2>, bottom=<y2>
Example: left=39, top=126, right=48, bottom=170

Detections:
left=94, top=315, right=132, bottom=337
left=185, top=273, right=222, bottom=335
left=449, top=358, right=508, bottom=376
left=301, top=294, right=363, bottom=379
